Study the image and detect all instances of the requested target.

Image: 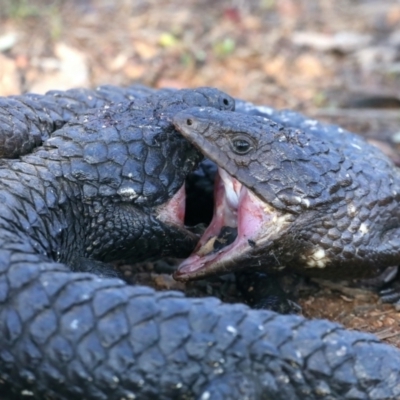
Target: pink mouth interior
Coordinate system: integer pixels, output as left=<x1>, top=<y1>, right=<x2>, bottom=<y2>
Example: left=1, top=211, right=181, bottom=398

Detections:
left=157, top=183, right=186, bottom=226
left=175, top=168, right=271, bottom=279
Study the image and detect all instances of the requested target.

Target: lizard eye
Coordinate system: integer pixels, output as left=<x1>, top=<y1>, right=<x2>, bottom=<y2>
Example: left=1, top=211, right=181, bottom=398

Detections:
left=231, top=137, right=253, bottom=154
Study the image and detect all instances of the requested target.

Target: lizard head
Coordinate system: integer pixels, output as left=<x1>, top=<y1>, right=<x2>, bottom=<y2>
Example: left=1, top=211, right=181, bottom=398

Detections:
left=172, top=107, right=400, bottom=280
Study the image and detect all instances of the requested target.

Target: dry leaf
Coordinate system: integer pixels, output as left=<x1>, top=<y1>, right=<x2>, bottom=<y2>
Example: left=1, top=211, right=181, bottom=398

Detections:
left=292, top=31, right=372, bottom=53
left=0, top=54, right=20, bottom=95
left=133, top=40, right=158, bottom=60
left=29, top=43, right=89, bottom=93
left=262, top=55, right=287, bottom=82
left=294, top=53, right=325, bottom=79
left=123, top=62, right=146, bottom=80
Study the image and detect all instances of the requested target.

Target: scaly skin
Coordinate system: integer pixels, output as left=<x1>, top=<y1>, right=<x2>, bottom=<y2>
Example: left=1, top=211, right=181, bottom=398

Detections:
left=2, top=88, right=400, bottom=399
left=0, top=84, right=169, bottom=158
left=173, top=107, right=400, bottom=281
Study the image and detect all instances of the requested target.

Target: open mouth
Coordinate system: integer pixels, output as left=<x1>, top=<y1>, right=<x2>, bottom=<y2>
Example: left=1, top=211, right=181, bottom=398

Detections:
left=174, top=167, right=282, bottom=281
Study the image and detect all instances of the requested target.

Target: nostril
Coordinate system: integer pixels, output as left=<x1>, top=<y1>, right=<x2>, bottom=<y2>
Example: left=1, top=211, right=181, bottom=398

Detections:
left=187, top=119, right=193, bottom=126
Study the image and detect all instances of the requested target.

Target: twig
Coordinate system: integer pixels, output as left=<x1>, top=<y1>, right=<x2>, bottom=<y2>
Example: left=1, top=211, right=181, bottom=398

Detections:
left=310, top=108, right=400, bottom=120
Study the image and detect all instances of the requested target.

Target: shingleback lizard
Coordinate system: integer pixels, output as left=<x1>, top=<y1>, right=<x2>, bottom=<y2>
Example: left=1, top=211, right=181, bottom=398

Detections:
left=0, top=86, right=400, bottom=399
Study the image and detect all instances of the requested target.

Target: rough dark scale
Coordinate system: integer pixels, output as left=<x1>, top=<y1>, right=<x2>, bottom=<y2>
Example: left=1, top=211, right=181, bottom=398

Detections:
left=174, top=106, right=400, bottom=280
left=0, top=84, right=169, bottom=159
left=1, top=86, right=400, bottom=399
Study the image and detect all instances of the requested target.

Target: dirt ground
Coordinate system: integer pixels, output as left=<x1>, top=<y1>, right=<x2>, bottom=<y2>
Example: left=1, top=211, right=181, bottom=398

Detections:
left=1, top=0, right=400, bottom=347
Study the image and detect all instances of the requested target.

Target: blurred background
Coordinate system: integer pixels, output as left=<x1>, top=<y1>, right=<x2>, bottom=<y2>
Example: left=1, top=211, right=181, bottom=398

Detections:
left=1, top=0, right=400, bottom=143
left=1, top=0, right=400, bottom=344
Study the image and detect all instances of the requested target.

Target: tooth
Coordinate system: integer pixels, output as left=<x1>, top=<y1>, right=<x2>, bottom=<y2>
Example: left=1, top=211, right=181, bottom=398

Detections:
left=219, top=168, right=241, bottom=209
left=197, top=236, right=217, bottom=256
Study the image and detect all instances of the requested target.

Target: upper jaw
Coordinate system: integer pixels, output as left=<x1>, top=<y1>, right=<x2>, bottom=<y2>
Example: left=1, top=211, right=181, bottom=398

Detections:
left=174, top=167, right=292, bottom=281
